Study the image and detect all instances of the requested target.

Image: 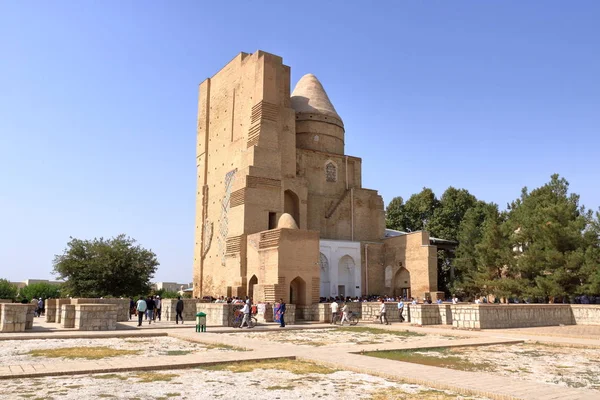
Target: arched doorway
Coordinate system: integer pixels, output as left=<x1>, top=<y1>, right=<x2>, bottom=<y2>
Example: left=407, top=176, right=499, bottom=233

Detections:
left=248, top=275, right=258, bottom=300
left=284, top=190, right=300, bottom=228
left=338, top=255, right=356, bottom=298
left=393, top=267, right=411, bottom=299
left=290, top=276, right=306, bottom=305
left=320, top=253, right=330, bottom=298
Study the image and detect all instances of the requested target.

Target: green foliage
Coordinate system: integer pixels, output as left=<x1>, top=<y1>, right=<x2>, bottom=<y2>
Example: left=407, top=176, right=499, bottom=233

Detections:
left=0, top=278, right=18, bottom=300
left=53, top=234, right=159, bottom=298
left=429, top=187, right=477, bottom=240
left=153, top=289, right=179, bottom=299
left=504, top=174, right=599, bottom=299
left=19, top=282, right=62, bottom=301
left=386, top=189, right=439, bottom=233
left=387, top=174, right=600, bottom=300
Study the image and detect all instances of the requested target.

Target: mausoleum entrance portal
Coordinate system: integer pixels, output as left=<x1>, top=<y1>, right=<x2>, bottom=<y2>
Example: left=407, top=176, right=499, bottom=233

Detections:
left=394, top=267, right=411, bottom=298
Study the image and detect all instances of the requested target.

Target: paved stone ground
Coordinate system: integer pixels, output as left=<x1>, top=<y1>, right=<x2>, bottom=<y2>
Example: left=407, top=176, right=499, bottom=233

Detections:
left=1, top=321, right=599, bottom=399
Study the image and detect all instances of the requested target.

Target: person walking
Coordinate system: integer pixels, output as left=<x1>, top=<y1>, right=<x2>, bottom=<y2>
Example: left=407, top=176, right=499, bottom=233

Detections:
left=155, top=296, right=161, bottom=321
left=136, top=297, right=147, bottom=327
left=240, top=299, right=252, bottom=328
left=340, top=303, right=349, bottom=326
left=397, top=298, right=405, bottom=322
left=175, top=296, right=184, bottom=324
left=330, top=300, right=339, bottom=324
left=146, top=296, right=155, bottom=324
left=38, top=298, right=44, bottom=317
left=379, top=299, right=389, bottom=325
left=278, top=298, right=286, bottom=328
left=31, top=298, right=39, bottom=317
left=129, top=297, right=135, bottom=321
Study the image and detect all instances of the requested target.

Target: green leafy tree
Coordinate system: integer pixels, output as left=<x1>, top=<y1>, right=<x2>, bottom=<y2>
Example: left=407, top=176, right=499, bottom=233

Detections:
left=451, top=202, right=494, bottom=296
left=53, top=234, right=159, bottom=298
left=506, top=174, right=596, bottom=300
left=19, top=282, right=62, bottom=301
left=401, top=188, right=439, bottom=232
left=429, top=187, right=477, bottom=240
left=385, top=196, right=408, bottom=231
left=0, top=279, right=18, bottom=300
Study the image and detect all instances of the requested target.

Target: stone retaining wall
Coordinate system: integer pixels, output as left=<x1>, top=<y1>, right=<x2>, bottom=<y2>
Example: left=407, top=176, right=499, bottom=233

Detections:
left=571, top=305, right=600, bottom=325
left=196, top=303, right=244, bottom=326
left=54, top=299, right=71, bottom=324
left=60, top=304, right=76, bottom=328
left=452, top=304, right=575, bottom=329
left=69, top=298, right=129, bottom=322
left=361, top=302, right=403, bottom=323
left=410, top=304, right=442, bottom=325
left=0, top=304, right=35, bottom=332
left=196, top=303, right=296, bottom=326
left=74, top=304, right=117, bottom=331
left=255, top=303, right=274, bottom=323
left=46, top=299, right=71, bottom=323
left=162, top=299, right=207, bottom=322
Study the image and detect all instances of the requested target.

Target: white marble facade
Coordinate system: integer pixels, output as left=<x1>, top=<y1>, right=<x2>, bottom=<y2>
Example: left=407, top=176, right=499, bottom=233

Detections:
left=319, top=240, right=362, bottom=298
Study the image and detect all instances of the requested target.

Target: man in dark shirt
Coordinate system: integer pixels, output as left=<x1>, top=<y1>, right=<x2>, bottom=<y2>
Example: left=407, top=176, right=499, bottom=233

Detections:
left=146, top=296, right=155, bottom=324
left=176, top=296, right=184, bottom=324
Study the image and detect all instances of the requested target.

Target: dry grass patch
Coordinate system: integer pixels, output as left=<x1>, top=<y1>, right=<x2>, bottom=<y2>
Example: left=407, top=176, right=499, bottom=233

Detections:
left=92, top=374, right=128, bottom=381
left=163, top=350, right=193, bottom=356
left=134, top=372, right=179, bottom=382
left=363, top=347, right=494, bottom=372
left=266, top=385, right=295, bottom=390
left=202, top=342, right=248, bottom=351
left=28, top=346, right=141, bottom=360
left=198, top=358, right=337, bottom=375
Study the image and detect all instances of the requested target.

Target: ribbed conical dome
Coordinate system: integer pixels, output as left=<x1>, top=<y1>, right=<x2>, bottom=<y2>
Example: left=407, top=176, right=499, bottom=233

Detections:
left=277, top=213, right=298, bottom=229
left=291, top=74, right=343, bottom=125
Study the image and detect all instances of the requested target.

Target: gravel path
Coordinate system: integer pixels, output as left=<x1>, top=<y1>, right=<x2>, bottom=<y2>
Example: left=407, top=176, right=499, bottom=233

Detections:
left=403, top=342, right=600, bottom=391
left=225, top=328, right=462, bottom=347
left=0, top=366, right=490, bottom=400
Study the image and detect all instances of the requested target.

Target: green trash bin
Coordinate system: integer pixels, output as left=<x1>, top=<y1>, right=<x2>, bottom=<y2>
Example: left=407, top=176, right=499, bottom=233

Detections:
left=196, top=312, right=207, bottom=332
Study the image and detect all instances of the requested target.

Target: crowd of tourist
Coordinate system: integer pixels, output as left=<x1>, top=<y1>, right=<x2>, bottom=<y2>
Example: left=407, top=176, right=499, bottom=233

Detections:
left=130, top=295, right=185, bottom=327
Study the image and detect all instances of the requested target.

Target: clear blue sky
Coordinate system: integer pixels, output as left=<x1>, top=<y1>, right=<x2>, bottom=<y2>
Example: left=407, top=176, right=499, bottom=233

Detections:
left=1, top=1, right=598, bottom=283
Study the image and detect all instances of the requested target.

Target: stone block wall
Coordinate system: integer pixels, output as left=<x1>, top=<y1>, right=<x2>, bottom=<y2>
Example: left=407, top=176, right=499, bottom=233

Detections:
left=73, top=304, right=117, bottom=331
left=277, top=304, right=295, bottom=325
left=54, top=299, right=71, bottom=324
left=452, top=304, right=576, bottom=329
left=162, top=299, right=207, bottom=322
left=438, top=303, right=452, bottom=325
left=196, top=303, right=244, bottom=326
left=571, top=305, right=600, bottom=325
left=60, top=304, right=76, bottom=328
left=0, top=304, right=34, bottom=332
left=410, top=304, right=442, bottom=325
left=361, top=302, right=402, bottom=322
left=25, top=304, right=35, bottom=329
left=307, top=302, right=362, bottom=322
left=255, top=303, right=274, bottom=323
left=70, top=298, right=129, bottom=322
left=0, top=299, right=13, bottom=304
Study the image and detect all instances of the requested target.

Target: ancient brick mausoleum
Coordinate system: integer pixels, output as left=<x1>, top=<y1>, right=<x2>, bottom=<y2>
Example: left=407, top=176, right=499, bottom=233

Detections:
left=193, top=50, right=443, bottom=310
